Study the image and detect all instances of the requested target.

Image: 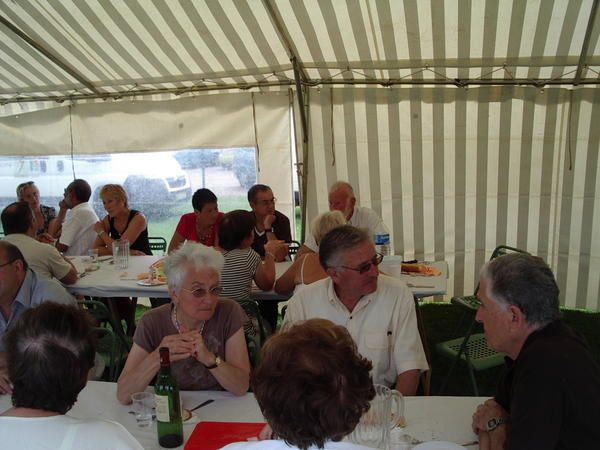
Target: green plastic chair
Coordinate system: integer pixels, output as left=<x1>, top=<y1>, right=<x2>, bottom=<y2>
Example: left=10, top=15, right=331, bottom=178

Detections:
left=148, top=236, right=167, bottom=255
left=79, top=299, right=132, bottom=379
left=237, top=299, right=268, bottom=368
left=437, top=245, right=529, bottom=395
left=93, top=327, right=120, bottom=381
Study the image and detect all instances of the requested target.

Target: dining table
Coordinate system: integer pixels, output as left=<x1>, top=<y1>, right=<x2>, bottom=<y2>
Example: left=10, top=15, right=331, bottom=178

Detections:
left=0, top=381, right=482, bottom=449
left=67, top=255, right=448, bottom=301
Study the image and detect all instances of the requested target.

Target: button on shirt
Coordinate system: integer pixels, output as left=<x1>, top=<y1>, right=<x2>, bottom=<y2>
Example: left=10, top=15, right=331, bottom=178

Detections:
left=0, top=269, right=75, bottom=351
left=283, top=275, right=428, bottom=386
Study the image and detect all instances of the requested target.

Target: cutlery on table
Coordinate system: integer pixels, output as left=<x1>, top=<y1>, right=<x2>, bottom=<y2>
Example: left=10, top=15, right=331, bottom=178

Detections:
left=189, top=399, right=214, bottom=412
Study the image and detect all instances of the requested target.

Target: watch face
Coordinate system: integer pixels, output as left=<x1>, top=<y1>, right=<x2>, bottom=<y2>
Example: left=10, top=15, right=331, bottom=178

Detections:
left=486, top=418, right=499, bottom=431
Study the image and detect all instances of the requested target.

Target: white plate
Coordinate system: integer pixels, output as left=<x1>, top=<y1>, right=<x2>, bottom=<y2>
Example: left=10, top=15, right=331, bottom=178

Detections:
left=413, top=442, right=466, bottom=450
left=136, top=279, right=167, bottom=286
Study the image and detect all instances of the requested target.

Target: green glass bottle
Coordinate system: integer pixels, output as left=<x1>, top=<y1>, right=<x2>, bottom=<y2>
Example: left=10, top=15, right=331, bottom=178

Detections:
left=155, top=347, right=183, bottom=448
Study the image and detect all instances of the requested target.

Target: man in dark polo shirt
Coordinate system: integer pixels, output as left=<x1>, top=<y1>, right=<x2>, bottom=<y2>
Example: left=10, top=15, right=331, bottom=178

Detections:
left=471, top=253, right=600, bottom=450
left=247, top=184, right=291, bottom=331
left=247, top=184, right=291, bottom=262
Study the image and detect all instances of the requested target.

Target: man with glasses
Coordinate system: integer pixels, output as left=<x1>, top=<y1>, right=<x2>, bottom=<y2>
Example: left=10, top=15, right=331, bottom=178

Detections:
left=0, top=241, right=75, bottom=394
left=55, top=179, right=99, bottom=256
left=283, top=225, right=427, bottom=395
left=247, top=184, right=291, bottom=262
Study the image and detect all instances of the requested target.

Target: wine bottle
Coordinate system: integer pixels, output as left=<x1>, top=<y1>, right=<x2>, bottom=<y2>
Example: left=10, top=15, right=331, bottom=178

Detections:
left=155, top=347, right=183, bottom=448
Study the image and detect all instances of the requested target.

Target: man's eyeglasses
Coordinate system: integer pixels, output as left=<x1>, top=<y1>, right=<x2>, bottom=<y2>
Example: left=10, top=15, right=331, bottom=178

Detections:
left=0, top=259, right=16, bottom=269
left=339, top=253, right=384, bottom=274
left=257, top=197, right=276, bottom=206
left=180, top=286, right=223, bottom=298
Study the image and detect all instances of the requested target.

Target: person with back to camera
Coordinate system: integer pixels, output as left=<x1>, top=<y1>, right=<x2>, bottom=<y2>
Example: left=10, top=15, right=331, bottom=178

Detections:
left=221, top=318, right=375, bottom=450
left=217, top=210, right=283, bottom=363
left=168, top=188, right=224, bottom=254
left=116, top=242, right=250, bottom=404
left=274, top=210, right=346, bottom=295
left=0, top=302, right=142, bottom=450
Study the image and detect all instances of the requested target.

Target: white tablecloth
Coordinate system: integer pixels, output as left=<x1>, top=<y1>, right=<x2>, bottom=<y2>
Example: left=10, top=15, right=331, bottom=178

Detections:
left=68, top=256, right=448, bottom=301
left=0, top=381, right=481, bottom=450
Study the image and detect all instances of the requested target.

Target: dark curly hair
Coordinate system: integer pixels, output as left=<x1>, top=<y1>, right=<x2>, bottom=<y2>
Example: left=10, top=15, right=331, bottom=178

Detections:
left=252, top=319, right=374, bottom=449
left=5, top=302, right=96, bottom=414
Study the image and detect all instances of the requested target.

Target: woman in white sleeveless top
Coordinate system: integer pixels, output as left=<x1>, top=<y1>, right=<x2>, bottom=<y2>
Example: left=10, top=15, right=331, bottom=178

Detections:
left=274, top=211, right=346, bottom=295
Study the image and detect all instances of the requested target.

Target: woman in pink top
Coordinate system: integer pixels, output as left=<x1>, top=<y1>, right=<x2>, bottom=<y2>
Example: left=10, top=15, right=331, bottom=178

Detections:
left=168, top=188, right=224, bottom=253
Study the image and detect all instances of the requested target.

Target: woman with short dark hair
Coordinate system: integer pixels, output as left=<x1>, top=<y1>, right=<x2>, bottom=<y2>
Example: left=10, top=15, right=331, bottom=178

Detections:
left=221, top=319, right=375, bottom=450
left=0, top=303, right=142, bottom=449
left=168, top=188, right=224, bottom=253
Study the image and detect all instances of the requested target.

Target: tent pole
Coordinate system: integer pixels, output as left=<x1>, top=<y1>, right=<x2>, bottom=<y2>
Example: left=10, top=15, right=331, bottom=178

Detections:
left=0, top=14, right=100, bottom=95
left=574, top=0, right=600, bottom=85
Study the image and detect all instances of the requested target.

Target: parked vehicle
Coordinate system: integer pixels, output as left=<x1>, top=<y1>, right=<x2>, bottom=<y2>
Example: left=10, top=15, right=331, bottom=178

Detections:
left=0, top=152, right=192, bottom=216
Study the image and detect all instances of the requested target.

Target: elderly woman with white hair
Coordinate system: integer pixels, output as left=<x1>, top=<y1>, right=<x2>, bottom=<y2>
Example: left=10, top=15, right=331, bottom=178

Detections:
left=116, top=242, right=250, bottom=404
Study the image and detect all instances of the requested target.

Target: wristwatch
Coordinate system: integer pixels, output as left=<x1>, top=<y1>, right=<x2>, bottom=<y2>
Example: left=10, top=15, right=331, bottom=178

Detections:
left=203, top=356, right=222, bottom=370
left=486, top=417, right=507, bottom=431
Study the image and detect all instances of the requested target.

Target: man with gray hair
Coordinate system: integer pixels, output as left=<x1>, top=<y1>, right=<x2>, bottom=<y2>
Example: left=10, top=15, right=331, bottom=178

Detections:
left=471, top=253, right=600, bottom=450
left=283, top=225, right=428, bottom=395
left=297, top=181, right=388, bottom=256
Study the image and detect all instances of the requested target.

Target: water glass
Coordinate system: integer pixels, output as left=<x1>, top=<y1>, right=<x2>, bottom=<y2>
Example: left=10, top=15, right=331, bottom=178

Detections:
left=88, top=248, right=99, bottom=265
left=112, top=239, right=129, bottom=270
left=132, top=392, right=154, bottom=427
left=349, top=384, right=405, bottom=449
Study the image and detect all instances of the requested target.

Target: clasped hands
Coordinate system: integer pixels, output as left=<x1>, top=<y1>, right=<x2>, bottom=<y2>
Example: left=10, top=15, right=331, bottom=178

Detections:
left=157, top=331, right=214, bottom=366
left=472, top=398, right=507, bottom=434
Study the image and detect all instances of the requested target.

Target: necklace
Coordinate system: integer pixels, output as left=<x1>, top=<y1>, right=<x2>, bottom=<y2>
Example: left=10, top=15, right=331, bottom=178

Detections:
left=171, top=303, right=205, bottom=334
left=196, top=222, right=213, bottom=243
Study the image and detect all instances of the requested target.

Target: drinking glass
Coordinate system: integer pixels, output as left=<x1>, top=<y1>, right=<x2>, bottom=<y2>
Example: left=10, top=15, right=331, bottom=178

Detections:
left=112, top=239, right=129, bottom=270
left=132, top=391, right=154, bottom=427
left=88, top=248, right=99, bottom=265
left=348, top=384, right=405, bottom=449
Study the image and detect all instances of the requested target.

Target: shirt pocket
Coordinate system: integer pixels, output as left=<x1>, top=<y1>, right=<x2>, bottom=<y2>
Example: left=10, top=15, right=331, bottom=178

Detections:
left=364, top=332, right=390, bottom=349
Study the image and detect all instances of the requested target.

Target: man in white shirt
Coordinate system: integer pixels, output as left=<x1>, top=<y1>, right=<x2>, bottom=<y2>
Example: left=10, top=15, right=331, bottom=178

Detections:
left=297, top=181, right=387, bottom=256
left=55, top=179, right=99, bottom=256
left=1, top=202, right=77, bottom=285
left=283, top=225, right=428, bottom=395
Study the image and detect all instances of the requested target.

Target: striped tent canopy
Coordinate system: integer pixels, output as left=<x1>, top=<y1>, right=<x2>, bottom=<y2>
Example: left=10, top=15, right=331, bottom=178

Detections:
left=1, top=0, right=600, bottom=310
left=1, top=0, right=599, bottom=103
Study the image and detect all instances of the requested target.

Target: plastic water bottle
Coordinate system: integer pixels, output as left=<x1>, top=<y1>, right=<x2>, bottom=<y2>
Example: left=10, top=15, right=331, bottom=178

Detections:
left=373, top=224, right=390, bottom=256
left=389, top=427, right=412, bottom=450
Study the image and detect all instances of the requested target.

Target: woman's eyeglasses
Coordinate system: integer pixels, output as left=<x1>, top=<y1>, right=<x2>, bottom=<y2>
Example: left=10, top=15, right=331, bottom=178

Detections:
left=339, top=253, right=384, bottom=274
left=180, top=286, right=223, bottom=298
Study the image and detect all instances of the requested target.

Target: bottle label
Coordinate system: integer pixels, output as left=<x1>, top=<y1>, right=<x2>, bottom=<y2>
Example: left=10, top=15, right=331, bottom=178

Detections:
left=155, top=394, right=170, bottom=422
left=374, top=233, right=390, bottom=245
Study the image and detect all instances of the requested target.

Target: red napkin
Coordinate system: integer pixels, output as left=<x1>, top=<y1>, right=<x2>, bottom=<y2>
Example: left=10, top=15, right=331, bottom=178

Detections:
left=185, top=421, right=266, bottom=450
